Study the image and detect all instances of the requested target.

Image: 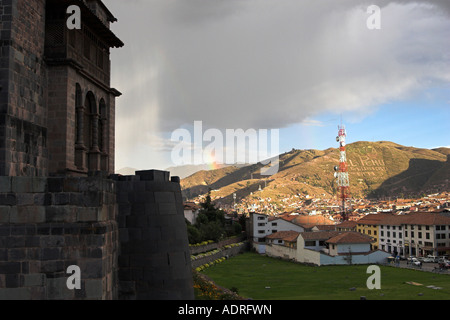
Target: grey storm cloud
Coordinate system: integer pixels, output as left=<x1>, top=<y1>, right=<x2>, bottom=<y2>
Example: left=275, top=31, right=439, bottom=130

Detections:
left=106, top=0, right=450, bottom=165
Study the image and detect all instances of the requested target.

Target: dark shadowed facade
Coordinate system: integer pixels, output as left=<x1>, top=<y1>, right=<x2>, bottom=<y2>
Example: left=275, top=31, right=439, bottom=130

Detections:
left=0, top=0, right=193, bottom=299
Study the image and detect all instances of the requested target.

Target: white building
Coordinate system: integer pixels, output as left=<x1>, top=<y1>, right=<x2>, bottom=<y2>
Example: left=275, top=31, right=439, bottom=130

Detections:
left=249, top=213, right=304, bottom=254
left=266, top=230, right=390, bottom=266
left=378, top=215, right=406, bottom=256
left=377, top=212, right=450, bottom=257
left=183, top=202, right=200, bottom=224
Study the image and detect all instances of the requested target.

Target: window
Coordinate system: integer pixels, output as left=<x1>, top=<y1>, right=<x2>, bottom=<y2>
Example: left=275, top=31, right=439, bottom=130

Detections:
left=418, top=232, right=422, bottom=239
left=426, top=233, right=430, bottom=240
left=272, top=222, right=277, bottom=226
left=305, top=241, right=315, bottom=247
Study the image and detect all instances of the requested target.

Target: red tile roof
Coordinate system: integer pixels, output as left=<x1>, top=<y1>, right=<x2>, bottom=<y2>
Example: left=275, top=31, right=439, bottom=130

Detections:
left=300, top=231, right=341, bottom=241
left=356, top=212, right=395, bottom=225
left=326, top=232, right=374, bottom=244
left=266, top=231, right=300, bottom=242
left=293, top=215, right=335, bottom=228
left=336, top=220, right=357, bottom=229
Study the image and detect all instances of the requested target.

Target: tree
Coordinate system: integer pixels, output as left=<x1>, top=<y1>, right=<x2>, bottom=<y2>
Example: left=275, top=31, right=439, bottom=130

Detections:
left=186, top=191, right=229, bottom=244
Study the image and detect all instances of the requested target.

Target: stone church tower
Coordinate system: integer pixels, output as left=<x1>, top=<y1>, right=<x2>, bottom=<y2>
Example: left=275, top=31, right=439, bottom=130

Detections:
left=0, top=0, right=194, bottom=300
left=0, top=0, right=122, bottom=177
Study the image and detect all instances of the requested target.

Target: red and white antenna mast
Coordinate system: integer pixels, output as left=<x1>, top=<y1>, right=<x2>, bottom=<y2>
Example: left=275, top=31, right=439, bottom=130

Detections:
left=334, top=123, right=350, bottom=221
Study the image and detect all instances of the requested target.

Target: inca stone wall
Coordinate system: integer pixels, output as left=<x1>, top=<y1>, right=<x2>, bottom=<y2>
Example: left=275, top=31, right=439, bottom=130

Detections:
left=0, top=174, right=118, bottom=299
left=114, top=170, right=194, bottom=300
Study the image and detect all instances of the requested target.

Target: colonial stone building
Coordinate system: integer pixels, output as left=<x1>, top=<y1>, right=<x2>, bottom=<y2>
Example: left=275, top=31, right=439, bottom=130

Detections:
left=0, top=0, right=194, bottom=300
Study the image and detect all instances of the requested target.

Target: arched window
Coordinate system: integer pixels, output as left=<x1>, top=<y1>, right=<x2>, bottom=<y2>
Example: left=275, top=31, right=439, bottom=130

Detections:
left=84, top=91, right=97, bottom=150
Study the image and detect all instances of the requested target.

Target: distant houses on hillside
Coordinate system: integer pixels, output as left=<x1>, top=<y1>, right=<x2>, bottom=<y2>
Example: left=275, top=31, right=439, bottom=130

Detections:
left=249, top=211, right=450, bottom=266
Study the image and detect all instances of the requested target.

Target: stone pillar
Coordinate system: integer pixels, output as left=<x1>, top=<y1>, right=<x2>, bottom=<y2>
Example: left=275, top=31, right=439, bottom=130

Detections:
left=90, top=114, right=100, bottom=153
left=114, top=170, right=194, bottom=300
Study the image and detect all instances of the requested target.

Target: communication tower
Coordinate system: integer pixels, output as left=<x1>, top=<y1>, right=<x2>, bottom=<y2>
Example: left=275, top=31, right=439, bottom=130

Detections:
left=334, top=124, right=350, bottom=221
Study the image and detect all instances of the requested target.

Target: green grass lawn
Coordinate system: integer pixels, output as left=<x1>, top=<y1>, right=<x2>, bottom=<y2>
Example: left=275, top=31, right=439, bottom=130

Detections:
left=201, top=252, right=450, bottom=300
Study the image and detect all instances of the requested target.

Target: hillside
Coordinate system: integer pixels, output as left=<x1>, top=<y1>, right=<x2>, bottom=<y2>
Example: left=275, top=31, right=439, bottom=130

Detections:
left=180, top=141, right=449, bottom=204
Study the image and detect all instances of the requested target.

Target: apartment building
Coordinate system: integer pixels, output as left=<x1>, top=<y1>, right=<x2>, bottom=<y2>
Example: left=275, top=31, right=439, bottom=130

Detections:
left=368, top=212, right=450, bottom=257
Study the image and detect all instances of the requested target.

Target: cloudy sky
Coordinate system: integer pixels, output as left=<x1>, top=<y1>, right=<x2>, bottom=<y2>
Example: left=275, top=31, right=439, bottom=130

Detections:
left=105, top=0, right=450, bottom=171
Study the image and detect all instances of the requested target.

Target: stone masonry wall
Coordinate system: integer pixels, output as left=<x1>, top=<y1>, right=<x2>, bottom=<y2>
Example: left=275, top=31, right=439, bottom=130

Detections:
left=114, top=170, right=194, bottom=300
left=0, top=0, right=48, bottom=177
left=0, top=175, right=118, bottom=299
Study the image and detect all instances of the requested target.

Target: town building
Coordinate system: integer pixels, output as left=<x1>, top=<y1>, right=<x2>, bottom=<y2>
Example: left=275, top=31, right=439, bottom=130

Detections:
left=265, top=230, right=390, bottom=266
left=356, top=212, right=394, bottom=250
left=249, top=212, right=305, bottom=253
left=184, top=201, right=200, bottom=224
left=364, top=212, right=450, bottom=257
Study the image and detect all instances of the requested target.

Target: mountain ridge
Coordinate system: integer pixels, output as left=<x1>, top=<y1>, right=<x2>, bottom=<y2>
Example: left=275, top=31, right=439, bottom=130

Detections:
left=180, top=141, right=450, bottom=205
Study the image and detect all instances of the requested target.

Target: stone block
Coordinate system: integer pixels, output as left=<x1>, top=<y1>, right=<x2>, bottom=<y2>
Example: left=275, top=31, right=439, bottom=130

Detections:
left=47, top=177, right=64, bottom=192
left=46, top=277, right=74, bottom=300
left=7, top=248, right=26, bottom=261
left=157, top=203, right=177, bottom=215
left=0, top=176, right=11, bottom=192
left=46, top=206, right=77, bottom=223
left=170, top=176, right=180, bottom=183
left=0, top=206, right=10, bottom=223
left=10, top=206, right=45, bottom=223
left=85, top=279, right=103, bottom=299
left=40, top=260, right=65, bottom=274
left=41, top=247, right=61, bottom=261
left=0, top=262, right=21, bottom=274
left=11, top=177, right=32, bottom=193
left=136, top=170, right=169, bottom=182
left=30, top=177, right=47, bottom=193
left=78, top=259, right=103, bottom=279
left=0, top=193, right=16, bottom=205
left=77, top=208, right=99, bottom=222
left=53, top=192, right=70, bottom=205
left=22, top=274, right=46, bottom=287
left=154, top=191, right=175, bottom=203
left=40, top=235, right=64, bottom=248
left=16, top=193, right=35, bottom=205
left=0, top=287, right=32, bottom=300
